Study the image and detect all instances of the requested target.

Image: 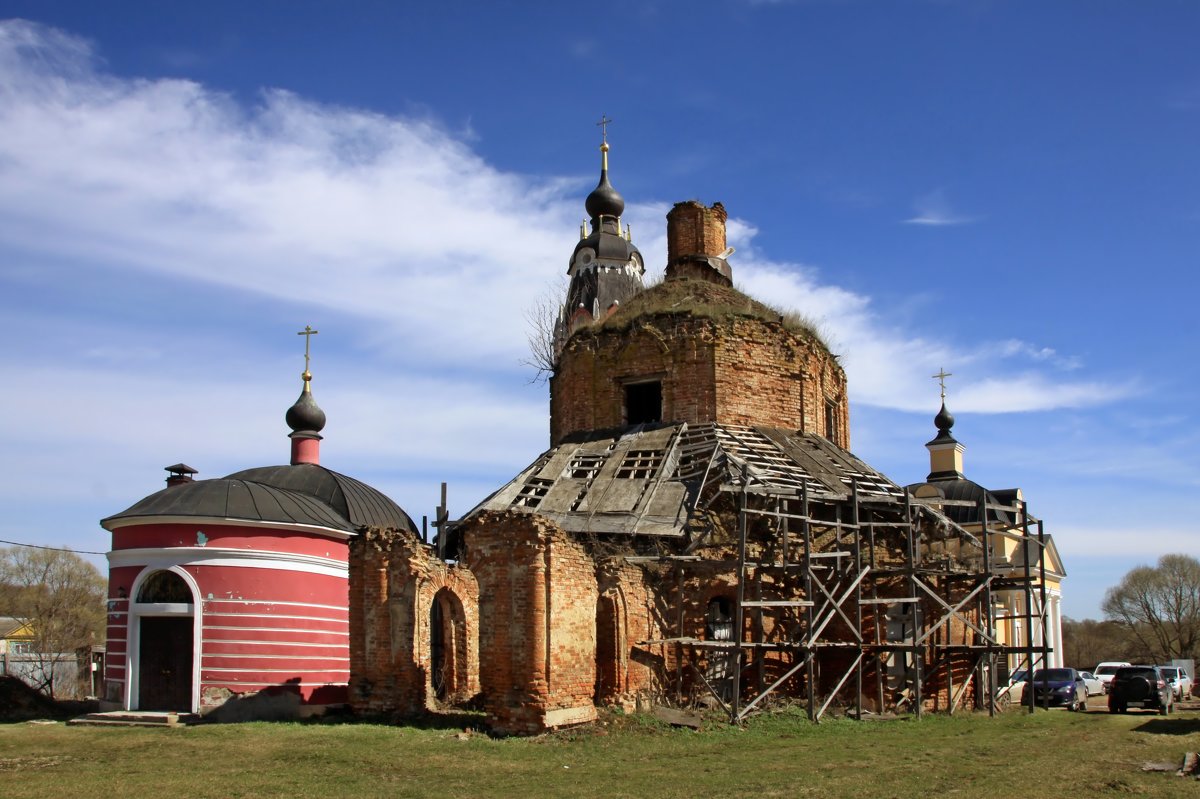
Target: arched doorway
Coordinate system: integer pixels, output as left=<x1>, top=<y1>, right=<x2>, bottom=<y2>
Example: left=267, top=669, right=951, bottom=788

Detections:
left=429, top=588, right=467, bottom=703
left=134, top=570, right=195, bottom=711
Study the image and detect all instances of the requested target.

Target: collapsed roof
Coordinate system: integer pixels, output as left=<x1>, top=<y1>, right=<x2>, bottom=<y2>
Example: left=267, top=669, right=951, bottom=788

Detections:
left=450, top=422, right=974, bottom=557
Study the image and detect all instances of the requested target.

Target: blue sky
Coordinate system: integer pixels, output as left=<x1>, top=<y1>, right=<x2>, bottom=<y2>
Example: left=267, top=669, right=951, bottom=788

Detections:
left=1, top=2, right=1197, bottom=620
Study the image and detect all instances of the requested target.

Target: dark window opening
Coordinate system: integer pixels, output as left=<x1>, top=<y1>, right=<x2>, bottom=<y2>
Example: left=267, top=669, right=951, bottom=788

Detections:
left=824, top=400, right=840, bottom=445
left=705, top=597, right=734, bottom=641
left=625, top=381, right=662, bottom=426
left=430, top=588, right=467, bottom=703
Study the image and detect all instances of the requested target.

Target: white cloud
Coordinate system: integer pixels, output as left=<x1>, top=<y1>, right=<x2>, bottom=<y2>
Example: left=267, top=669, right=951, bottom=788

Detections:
left=0, top=20, right=1141, bottom=561
left=725, top=220, right=1131, bottom=414
left=903, top=187, right=978, bottom=226
left=0, top=21, right=584, bottom=376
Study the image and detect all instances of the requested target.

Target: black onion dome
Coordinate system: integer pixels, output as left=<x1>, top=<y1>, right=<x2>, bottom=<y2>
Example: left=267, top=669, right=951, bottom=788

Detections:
left=928, top=401, right=957, bottom=445
left=935, top=402, right=954, bottom=435
left=226, top=463, right=418, bottom=533
left=585, top=147, right=625, bottom=220
left=286, top=386, right=326, bottom=433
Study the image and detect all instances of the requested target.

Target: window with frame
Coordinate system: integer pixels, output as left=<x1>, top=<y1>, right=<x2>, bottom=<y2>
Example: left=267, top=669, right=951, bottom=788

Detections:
left=824, top=399, right=840, bottom=446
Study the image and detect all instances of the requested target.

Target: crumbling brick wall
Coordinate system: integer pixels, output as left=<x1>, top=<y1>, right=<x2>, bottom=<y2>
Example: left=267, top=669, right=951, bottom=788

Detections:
left=348, top=527, right=479, bottom=716
left=551, top=314, right=848, bottom=446
left=596, top=559, right=667, bottom=708
left=462, top=511, right=599, bottom=734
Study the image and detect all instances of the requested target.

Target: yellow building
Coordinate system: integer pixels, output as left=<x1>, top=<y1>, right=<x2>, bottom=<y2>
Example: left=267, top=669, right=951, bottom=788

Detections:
left=908, top=396, right=1066, bottom=677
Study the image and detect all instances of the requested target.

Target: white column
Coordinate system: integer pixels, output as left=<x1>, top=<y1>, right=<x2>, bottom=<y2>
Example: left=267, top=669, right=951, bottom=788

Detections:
left=1051, top=594, right=1064, bottom=667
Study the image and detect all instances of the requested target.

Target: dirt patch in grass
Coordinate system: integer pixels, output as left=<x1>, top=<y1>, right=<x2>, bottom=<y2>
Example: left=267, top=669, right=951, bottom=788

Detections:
left=0, top=676, right=94, bottom=722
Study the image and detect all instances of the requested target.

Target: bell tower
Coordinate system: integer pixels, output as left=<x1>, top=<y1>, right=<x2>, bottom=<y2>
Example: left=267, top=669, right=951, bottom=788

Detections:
left=552, top=119, right=645, bottom=360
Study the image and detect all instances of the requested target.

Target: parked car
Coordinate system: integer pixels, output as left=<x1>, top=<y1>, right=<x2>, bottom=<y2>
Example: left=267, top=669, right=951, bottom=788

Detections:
left=1093, top=661, right=1131, bottom=693
left=1157, top=666, right=1192, bottom=700
left=1024, top=668, right=1088, bottom=711
left=999, top=669, right=1028, bottom=703
left=1108, top=665, right=1173, bottom=714
left=1079, top=670, right=1105, bottom=696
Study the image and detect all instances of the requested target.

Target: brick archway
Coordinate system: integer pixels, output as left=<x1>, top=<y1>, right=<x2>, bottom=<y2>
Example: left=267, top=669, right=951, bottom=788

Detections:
left=430, top=587, right=470, bottom=703
left=595, top=590, right=625, bottom=704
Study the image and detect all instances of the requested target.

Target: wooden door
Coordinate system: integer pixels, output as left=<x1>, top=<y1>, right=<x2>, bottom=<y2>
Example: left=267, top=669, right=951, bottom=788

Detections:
left=138, top=617, right=193, bottom=711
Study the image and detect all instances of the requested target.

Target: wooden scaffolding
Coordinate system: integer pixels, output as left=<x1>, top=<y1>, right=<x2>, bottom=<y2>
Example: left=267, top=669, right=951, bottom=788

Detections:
left=638, top=458, right=1051, bottom=723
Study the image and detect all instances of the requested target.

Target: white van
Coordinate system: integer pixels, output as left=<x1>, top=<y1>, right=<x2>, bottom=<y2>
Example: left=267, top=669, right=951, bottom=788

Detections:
left=1093, top=661, right=1131, bottom=693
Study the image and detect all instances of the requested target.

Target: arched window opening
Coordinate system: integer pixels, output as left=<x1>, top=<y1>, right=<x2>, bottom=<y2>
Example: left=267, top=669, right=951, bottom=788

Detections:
left=595, top=593, right=622, bottom=704
left=137, top=570, right=192, bottom=604
left=705, top=597, right=733, bottom=641
left=429, top=588, right=467, bottom=704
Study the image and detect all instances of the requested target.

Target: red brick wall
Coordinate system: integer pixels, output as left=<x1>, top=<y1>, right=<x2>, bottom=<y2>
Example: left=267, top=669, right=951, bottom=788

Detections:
left=348, top=528, right=479, bottom=716
left=667, top=201, right=727, bottom=264
left=550, top=314, right=849, bottom=447
left=596, top=561, right=666, bottom=708
left=462, top=511, right=599, bottom=734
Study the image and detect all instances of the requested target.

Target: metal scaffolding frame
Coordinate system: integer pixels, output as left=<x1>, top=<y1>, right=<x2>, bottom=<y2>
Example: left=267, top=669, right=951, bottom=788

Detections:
left=646, top=473, right=1051, bottom=723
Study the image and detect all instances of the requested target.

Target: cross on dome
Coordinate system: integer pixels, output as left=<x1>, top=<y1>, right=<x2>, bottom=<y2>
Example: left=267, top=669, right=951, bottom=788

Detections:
left=932, top=367, right=952, bottom=401
left=298, top=325, right=319, bottom=381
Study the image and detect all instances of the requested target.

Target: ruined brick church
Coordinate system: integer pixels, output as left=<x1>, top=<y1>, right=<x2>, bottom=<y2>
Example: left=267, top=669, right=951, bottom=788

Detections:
left=348, top=137, right=1050, bottom=733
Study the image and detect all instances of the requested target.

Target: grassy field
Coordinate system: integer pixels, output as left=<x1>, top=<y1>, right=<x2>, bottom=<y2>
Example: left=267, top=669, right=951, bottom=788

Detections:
left=2, top=704, right=1198, bottom=798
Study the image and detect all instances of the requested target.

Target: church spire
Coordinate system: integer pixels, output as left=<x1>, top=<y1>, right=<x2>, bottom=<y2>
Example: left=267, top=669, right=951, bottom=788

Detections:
left=286, top=325, right=326, bottom=465
left=554, top=120, right=645, bottom=360
left=585, top=115, right=625, bottom=226
left=926, top=367, right=964, bottom=480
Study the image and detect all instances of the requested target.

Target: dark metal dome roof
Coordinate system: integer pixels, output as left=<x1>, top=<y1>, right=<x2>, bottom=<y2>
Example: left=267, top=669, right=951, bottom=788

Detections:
left=571, top=227, right=641, bottom=264
left=917, top=477, right=1013, bottom=526
left=104, top=463, right=417, bottom=534
left=102, top=478, right=356, bottom=531
left=226, top=463, right=417, bottom=532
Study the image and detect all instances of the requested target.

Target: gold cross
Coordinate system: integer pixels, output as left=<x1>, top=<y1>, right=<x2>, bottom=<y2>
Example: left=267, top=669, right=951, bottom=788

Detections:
left=596, top=114, right=612, bottom=144
left=932, top=367, right=952, bottom=401
left=297, top=325, right=319, bottom=376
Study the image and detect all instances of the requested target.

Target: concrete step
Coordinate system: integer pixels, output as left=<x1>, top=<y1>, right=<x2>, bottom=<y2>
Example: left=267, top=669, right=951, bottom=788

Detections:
left=68, top=711, right=201, bottom=727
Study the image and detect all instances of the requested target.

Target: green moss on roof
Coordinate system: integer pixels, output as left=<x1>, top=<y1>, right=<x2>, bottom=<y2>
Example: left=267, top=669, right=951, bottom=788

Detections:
left=587, top=277, right=830, bottom=351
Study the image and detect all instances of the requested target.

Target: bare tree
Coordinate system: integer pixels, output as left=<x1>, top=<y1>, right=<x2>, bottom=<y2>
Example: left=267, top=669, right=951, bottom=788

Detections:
left=522, top=276, right=568, bottom=383
left=0, top=545, right=106, bottom=698
left=1102, top=553, right=1200, bottom=663
left=1061, top=616, right=1137, bottom=669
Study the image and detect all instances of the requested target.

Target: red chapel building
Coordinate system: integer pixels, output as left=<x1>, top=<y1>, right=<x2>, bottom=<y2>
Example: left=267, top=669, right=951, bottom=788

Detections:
left=100, top=356, right=415, bottom=719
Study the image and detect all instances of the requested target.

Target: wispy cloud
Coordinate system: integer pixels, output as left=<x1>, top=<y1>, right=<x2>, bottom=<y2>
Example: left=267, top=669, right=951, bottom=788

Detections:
left=0, top=20, right=1139, bottom=560
left=903, top=188, right=979, bottom=226
left=723, top=220, right=1128, bottom=414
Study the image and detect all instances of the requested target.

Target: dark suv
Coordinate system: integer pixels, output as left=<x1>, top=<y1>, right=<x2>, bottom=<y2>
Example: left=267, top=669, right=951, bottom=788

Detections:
left=1107, top=665, right=1174, bottom=714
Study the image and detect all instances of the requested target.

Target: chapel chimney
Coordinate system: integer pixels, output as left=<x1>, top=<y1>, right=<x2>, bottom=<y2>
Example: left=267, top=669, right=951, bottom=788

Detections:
left=164, top=463, right=197, bottom=488
left=665, top=200, right=733, bottom=286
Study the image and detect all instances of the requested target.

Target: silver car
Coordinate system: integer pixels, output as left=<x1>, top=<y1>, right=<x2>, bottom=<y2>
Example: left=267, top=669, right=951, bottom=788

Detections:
left=1158, top=666, right=1193, bottom=700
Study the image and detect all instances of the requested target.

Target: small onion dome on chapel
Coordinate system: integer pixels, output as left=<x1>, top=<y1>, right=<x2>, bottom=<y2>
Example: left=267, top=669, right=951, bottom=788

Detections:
left=927, top=401, right=957, bottom=446
left=286, top=369, right=326, bottom=434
